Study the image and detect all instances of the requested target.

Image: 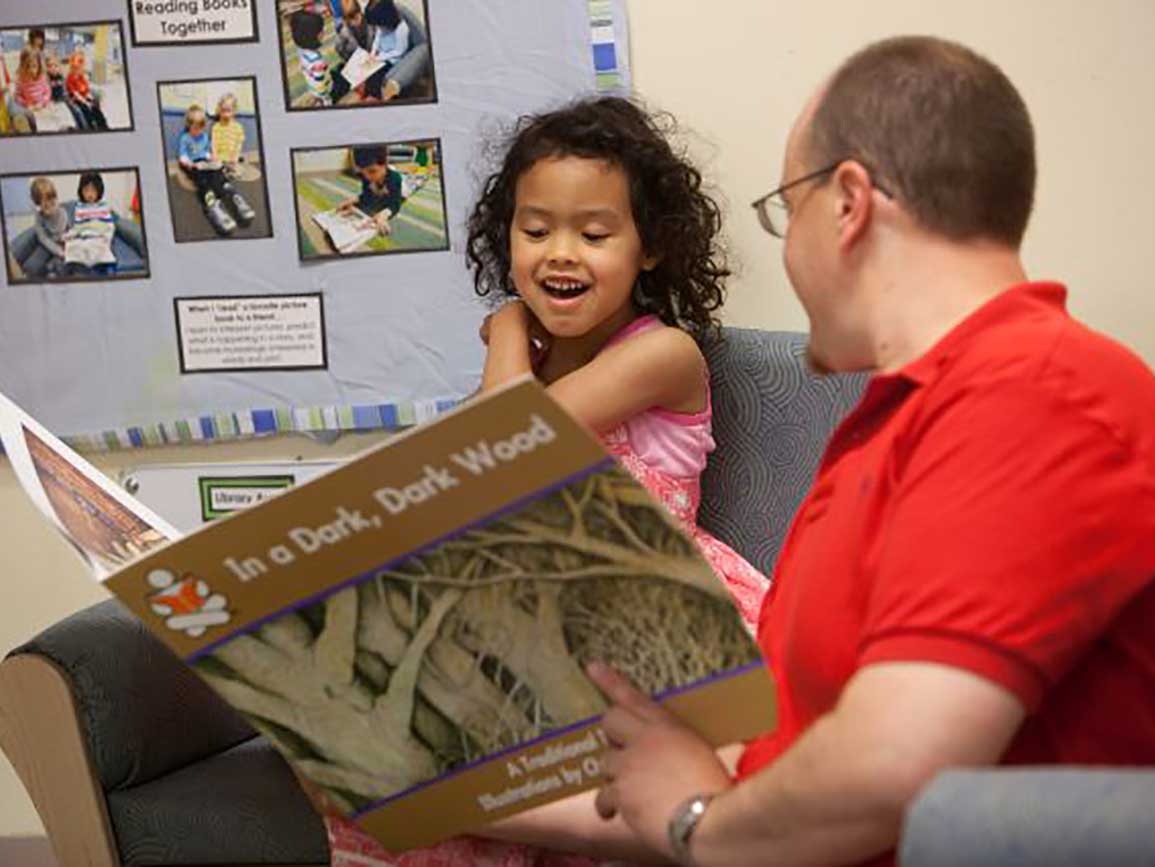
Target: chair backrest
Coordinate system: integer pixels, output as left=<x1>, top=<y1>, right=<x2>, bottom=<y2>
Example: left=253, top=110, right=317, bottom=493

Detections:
left=700, top=328, right=866, bottom=578
left=11, top=598, right=254, bottom=793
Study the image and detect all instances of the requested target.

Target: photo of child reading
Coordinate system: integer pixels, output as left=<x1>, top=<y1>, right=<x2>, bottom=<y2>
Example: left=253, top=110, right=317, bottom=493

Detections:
left=290, top=140, right=447, bottom=261
left=157, top=78, right=272, bottom=242
left=1, top=168, right=149, bottom=285
left=0, top=23, right=131, bottom=136
left=276, top=0, right=435, bottom=111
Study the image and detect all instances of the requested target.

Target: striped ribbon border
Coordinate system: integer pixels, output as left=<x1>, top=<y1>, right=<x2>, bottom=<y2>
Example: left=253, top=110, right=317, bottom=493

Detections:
left=62, top=397, right=462, bottom=453
left=589, top=0, right=627, bottom=93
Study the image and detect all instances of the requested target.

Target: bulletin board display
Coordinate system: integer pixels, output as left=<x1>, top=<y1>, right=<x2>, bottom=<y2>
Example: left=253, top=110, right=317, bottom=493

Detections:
left=0, top=0, right=628, bottom=450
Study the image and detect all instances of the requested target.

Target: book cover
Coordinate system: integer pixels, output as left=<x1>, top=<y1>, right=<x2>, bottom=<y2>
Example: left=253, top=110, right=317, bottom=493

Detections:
left=0, top=380, right=776, bottom=851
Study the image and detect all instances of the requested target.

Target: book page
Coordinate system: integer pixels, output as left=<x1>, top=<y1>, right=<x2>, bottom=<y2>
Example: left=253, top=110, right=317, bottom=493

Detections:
left=312, top=206, right=376, bottom=253
left=340, top=47, right=386, bottom=88
left=64, top=221, right=116, bottom=266
left=0, top=392, right=179, bottom=581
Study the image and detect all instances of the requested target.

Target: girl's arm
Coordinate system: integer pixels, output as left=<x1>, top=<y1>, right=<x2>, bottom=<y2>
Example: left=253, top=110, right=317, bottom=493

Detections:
left=481, top=303, right=706, bottom=433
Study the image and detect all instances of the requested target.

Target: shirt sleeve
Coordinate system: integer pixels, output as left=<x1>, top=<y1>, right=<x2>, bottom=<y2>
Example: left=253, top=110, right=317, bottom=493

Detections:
left=35, top=216, right=65, bottom=259
left=859, top=381, right=1155, bottom=709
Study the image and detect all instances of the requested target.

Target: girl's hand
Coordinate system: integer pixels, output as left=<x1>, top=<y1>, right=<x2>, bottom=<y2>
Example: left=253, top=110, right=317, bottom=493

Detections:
left=491, top=302, right=551, bottom=370
left=488, top=299, right=532, bottom=338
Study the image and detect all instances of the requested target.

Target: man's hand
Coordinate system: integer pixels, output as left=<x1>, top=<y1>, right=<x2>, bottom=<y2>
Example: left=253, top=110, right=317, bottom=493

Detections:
left=588, top=662, right=732, bottom=859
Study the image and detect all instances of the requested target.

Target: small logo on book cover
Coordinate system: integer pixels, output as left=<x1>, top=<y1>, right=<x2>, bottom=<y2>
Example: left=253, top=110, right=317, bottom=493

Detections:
left=146, top=568, right=231, bottom=637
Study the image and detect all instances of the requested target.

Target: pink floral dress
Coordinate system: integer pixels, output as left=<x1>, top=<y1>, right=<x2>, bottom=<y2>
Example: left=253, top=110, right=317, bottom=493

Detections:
left=326, top=316, right=769, bottom=866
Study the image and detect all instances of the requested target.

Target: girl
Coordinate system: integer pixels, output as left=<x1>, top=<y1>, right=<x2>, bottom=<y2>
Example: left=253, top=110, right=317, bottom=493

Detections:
left=365, top=0, right=410, bottom=100
left=210, top=92, right=246, bottom=171
left=14, top=47, right=51, bottom=126
left=322, top=96, right=769, bottom=866
left=71, top=172, right=118, bottom=274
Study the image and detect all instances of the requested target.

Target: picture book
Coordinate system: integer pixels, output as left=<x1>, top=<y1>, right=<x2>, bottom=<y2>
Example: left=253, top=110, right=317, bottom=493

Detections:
left=312, top=206, right=377, bottom=254
left=0, top=380, right=776, bottom=851
left=340, top=47, right=387, bottom=88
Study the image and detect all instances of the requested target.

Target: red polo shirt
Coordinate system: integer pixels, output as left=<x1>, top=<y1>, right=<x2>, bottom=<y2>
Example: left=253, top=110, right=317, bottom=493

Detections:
left=737, top=283, right=1155, bottom=860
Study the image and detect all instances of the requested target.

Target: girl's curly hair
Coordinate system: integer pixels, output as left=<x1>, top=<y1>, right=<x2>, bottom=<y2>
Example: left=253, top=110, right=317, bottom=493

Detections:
left=465, top=96, right=728, bottom=340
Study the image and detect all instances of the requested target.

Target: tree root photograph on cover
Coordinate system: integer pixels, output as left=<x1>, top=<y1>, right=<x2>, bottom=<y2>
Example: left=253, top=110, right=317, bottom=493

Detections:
left=193, top=467, right=758, bottom=812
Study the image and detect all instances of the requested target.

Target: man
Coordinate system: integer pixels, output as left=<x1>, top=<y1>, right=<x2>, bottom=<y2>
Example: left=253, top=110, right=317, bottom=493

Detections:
left=490, top=35, right=1155, bottom=866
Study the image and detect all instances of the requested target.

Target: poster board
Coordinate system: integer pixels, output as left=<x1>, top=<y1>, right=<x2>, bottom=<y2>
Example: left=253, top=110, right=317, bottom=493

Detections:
left=0, top=0, right=629, bottom=450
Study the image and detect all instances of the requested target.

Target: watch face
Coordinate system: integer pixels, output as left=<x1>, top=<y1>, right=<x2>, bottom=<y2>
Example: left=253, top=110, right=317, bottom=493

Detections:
left=668, top=793, right=715, bottom=860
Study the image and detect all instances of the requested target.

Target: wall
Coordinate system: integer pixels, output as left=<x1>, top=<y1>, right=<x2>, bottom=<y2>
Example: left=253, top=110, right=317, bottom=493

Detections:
left=626, top=0, right=1155, bottom=365
left=3, top=0, right=1154, bottom=838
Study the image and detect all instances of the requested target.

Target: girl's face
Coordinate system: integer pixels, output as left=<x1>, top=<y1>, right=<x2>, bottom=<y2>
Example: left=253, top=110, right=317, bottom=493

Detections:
left=219, top=103, right=235, bottom=123
left=80, top=183, right=99, bottom=203
left=510, top=155, right=656, bottom=342
left=21, top=53, right=43, bottom=79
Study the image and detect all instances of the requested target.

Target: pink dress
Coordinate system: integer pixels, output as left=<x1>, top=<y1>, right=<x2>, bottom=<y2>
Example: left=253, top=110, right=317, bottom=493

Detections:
left=326, top=315, right=769, bottom=866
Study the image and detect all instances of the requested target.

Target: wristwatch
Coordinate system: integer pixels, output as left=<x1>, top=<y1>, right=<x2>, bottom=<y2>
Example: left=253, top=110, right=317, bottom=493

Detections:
left=667, top=792, right=716, bottom=865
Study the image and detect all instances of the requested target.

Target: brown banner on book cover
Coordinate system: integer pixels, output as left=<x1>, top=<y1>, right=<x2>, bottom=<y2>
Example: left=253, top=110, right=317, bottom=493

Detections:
left=106, top=380, right=613, bottom=658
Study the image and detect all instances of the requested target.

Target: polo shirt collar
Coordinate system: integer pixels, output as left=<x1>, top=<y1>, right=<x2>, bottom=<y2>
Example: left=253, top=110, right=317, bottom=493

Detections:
left=889, top=281, right=1069, bottom=388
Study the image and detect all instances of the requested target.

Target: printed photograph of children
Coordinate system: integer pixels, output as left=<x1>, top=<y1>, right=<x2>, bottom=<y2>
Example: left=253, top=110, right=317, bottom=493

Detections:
left=157, top=78, right=272, bottom=242
left=276, top=0, right=435, bottom=111
left=0, top=22, right=132, bottom=137
left=0, top=167, right=149, bottom=285
left=290, top=139, right=447, bottom=261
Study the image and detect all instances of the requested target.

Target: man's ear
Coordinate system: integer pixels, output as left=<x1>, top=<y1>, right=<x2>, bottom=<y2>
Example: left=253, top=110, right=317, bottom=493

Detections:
left=833, top=161, right=875, bottom=249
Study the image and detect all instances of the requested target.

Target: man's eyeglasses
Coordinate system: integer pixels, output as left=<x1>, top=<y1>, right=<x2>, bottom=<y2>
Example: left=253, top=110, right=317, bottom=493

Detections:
left=751, top=161, right=893, bottom=238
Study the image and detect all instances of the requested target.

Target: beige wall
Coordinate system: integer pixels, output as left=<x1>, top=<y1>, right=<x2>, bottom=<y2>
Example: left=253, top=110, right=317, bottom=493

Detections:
left=3, top=0, right=1154, bottom=838
left=628, top=0, right=1155, bottom=365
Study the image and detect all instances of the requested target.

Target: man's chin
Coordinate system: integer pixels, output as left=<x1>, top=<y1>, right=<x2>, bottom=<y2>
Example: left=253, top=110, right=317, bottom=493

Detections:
left=804, top=343, right=835, bottom=377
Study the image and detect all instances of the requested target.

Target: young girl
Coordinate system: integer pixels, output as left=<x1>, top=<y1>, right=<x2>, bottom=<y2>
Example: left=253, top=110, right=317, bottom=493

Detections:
left=365, top=0, right=409, bottom=100
left=72, top=171, right=118, bottom=275
left=210, top=92, right=246, bottom=171
left=14, top=48, right=51, bottom=121
left=322, top=97, right=769, bottom=866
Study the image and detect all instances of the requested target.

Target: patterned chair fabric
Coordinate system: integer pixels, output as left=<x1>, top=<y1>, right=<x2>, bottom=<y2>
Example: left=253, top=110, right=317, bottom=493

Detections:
left=701, top=328, right=866, bottom=578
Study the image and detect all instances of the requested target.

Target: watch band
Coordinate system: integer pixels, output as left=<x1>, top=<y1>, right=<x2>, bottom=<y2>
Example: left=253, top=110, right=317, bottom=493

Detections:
left=667, top=792, right=716, bottom=865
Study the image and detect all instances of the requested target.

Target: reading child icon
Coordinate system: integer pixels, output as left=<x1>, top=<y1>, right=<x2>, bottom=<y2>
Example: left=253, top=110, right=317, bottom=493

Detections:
left=146, top=568, right=231, bottom=638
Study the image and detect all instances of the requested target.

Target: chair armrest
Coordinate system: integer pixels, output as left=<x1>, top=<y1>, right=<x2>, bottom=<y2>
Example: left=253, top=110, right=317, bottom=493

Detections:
left=900, top=768, right=1155, bottom=867
left=0, top=654, right=120, bottom=867
left=7, top=598, right=254, bottom=793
